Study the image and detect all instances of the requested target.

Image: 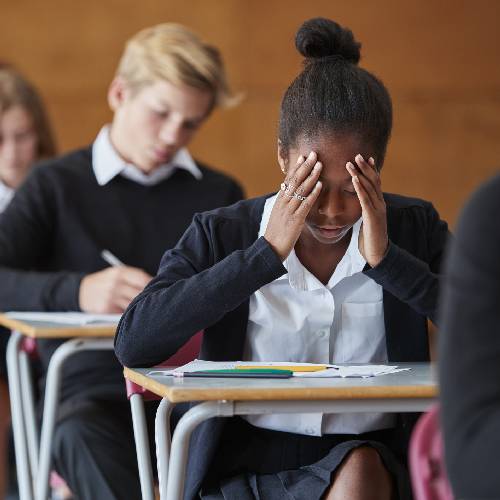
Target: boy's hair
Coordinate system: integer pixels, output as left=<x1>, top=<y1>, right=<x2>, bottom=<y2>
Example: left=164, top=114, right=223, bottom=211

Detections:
left=116, top=23, right=238, bottom=111
left=0, top=64, right=56, bottom=160
left=279, top=18, right=392, bottom=168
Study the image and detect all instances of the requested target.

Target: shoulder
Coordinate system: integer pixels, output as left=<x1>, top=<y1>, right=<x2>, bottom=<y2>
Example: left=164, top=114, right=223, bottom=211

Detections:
left=383, top=192, right=443, bottom=227
left=172, top=195, right=273, bottom=256
left=27, top=146, right=93, bottom=186
left=458, top=174, right=500, bottom=228
left=195, top=194, right=270, bottom=227
left=195, top=161, right=242, bottom=188
left=455, top=174, right=500, bottom=248
left=384, top=192, right=437, bottom=213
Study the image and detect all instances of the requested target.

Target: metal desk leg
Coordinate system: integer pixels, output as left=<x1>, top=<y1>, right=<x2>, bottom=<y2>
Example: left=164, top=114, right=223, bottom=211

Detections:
left=155, top=398, right=175, bottom=500
left=19, top=350, right=39, bottom=479
left=35, top=338, right=114, bottom=500
left=6, top=331, right=33, bottom=500
left=164, top=401, right=234, bottom=500
left=130, top=393, right=155, bottom=500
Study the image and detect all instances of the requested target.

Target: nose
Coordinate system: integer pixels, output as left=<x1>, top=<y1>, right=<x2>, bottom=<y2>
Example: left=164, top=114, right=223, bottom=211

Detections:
left=317, top=188, right=344, bottom=218
left=159, top=119, right=183, bottom=146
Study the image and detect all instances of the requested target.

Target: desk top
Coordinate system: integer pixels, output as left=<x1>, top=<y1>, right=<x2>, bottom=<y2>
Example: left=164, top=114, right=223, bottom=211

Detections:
left=0, top=313, right=117, bottom=339
left=124, top=363, right=437, bottom=403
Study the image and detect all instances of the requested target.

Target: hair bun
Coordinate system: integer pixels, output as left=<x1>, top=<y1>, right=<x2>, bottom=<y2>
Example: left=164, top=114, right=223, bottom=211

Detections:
left=295, top=18, right=361, bottom=64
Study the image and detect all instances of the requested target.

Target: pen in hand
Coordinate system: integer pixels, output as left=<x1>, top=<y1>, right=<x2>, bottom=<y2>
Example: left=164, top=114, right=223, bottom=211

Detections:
left=101, top=250, right=125, bottom=267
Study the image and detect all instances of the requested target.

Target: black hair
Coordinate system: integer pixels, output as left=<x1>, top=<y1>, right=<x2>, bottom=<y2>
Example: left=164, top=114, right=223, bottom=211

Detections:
left=279, top=18, right=392, bottom=168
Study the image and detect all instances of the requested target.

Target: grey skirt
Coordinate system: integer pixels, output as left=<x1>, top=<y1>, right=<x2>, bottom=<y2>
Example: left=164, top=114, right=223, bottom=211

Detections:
left=201, top=417, right=412, bottom=500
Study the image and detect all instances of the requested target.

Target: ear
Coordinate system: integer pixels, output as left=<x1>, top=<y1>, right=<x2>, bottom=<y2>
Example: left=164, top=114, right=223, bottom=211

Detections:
left=277, top=140, right=288, bottom=174
left=107, top=76, right=130, bottom=112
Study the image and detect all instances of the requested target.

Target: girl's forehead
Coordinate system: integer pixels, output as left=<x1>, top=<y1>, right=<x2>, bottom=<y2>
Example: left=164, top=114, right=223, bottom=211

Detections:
left=293, top=133, right=369, bottom=159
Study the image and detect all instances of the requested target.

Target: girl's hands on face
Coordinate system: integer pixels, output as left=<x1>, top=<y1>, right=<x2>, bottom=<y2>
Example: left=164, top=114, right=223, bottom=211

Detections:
left=346, top=154, right=389, bottom=268
left=264, top=151, right=323, bottom=261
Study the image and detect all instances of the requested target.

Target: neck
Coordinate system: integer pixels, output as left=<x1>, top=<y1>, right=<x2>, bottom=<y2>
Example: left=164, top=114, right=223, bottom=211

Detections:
left=108, top=123, right=132, bottom=166
left=295, top=229, right=352, bottom=285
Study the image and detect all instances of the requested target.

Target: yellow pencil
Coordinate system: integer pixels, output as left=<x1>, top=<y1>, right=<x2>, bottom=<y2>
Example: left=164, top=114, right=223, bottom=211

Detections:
left=236, top=364, right=332, bottom=372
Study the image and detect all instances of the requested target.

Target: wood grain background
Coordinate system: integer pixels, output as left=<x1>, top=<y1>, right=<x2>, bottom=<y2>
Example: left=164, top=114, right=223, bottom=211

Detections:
left=2, top=0, right=499, bottom=226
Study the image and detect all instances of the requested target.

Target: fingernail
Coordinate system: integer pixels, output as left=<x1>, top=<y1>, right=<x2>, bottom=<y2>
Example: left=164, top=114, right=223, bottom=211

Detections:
left=297, top=155, right=304, bottom=163
left=314, top=162, right=322, bottom=170
left=346, top=162, right=354, bottom=170
left=369, top=157, right=375, bottom=165
left=308, top=151, right=316, bottom=159
left=353, top=176, right=359, bottom=182
left=356, top=154, right=364, bottom=161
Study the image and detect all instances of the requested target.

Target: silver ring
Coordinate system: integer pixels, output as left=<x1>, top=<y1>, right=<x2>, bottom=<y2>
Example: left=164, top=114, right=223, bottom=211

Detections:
left=293, top=192, right=307, bottom=201
left=280, top=182, right=289, bottom=192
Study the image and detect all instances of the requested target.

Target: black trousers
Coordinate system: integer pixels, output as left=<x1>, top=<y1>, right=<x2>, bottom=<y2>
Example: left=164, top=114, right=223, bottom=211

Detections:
left=51, top=399, right=161, bottom=500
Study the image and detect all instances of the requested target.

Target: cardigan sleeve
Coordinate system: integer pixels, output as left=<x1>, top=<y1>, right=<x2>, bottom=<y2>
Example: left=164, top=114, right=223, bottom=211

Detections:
left=115, top=211, right=286, bottom=367
left=0, top=167, right=84, bottom=312
left=363, top=200, right=449, bottom=324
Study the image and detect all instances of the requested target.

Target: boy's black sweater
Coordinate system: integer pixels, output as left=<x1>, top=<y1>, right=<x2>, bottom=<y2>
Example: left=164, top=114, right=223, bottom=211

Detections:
left=0, top=146, right=243, bottom=402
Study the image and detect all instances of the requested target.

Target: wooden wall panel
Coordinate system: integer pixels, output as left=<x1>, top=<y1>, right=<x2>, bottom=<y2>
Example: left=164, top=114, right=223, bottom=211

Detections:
left=1, top=0, right=499, bottom=225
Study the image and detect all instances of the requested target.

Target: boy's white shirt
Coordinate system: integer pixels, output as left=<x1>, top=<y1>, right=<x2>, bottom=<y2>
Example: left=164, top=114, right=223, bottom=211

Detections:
left=92, top=125, right=202, bottom=187
left=244, top=193, right=395, bottom=436
left=0, top=179, right=14, bottom=213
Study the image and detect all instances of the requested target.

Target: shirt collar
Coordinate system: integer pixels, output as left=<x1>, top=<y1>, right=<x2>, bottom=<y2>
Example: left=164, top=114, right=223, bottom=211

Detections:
left=258, top=193, right=365, bottom=291
left=91, top=125, right=203, bottom=186
left=0, top=179, right=14, bottom=213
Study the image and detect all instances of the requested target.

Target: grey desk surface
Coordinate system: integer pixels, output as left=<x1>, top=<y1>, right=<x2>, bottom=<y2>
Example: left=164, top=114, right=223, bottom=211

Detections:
left=124, top=362, right=437, bottom=403
left=0, top=313, right=117, bottom=338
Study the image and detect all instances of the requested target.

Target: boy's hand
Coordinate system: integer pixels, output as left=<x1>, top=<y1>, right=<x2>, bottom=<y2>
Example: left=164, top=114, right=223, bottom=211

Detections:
left=79, top=266, right=152, bottom=313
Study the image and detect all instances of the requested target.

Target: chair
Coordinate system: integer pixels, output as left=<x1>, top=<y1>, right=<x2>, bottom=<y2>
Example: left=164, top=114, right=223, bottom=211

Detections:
left=126, top=331, right=203, bottom=500
left=408, top=404, right=454, bottom=500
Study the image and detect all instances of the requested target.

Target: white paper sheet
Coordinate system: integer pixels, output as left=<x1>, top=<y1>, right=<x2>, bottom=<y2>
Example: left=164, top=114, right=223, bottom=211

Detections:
left=147, top=359, right=409, bottom=378
left=5, top=311, right=121, bottom=326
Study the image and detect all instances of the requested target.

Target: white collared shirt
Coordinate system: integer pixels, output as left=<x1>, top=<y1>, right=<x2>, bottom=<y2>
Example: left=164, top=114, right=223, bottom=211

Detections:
left=91, top=126, right=202, bottom=186
left=0, top=180, right=14, bottom=213
left=244, top=194, right=395, bottom=436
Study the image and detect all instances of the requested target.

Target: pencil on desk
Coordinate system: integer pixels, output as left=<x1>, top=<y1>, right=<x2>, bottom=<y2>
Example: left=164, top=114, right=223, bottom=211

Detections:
left=177, top=368, right=293, bottom=379
left=236, top=365, right=337, bottom=372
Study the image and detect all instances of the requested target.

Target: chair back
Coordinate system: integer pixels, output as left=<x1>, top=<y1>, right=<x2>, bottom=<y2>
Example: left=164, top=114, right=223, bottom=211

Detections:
left=409, top=404, right=454, bottom=500
left=126, top=330, right=203, bottom=401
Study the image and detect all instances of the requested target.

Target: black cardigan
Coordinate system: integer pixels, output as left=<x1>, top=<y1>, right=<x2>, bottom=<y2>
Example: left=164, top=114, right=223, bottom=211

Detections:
left=116, top=192, right=449, bottom=500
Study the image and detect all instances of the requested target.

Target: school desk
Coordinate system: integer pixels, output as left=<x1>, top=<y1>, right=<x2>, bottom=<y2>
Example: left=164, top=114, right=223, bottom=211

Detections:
left=0, top=314, right=117, bottom=500
left=124, top=362, right=437, bottom=500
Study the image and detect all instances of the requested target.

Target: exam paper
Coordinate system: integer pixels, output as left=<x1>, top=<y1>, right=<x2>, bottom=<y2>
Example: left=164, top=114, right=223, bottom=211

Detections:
left=147, top=360, right=409, bottom=378
left=293, top=365, right=410, bottom=378
left=5, top=311, right=122, bottom=326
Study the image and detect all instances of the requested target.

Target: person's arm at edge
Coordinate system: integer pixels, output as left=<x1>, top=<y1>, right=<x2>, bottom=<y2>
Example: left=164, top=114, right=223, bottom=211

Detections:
left=0, top=165, right=85, bottom=311
left=439, top=174, right=500, bottom=498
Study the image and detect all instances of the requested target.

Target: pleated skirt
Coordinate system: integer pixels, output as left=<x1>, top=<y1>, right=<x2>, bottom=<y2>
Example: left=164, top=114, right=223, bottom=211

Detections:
left=201, top=416, right=411, bottom=500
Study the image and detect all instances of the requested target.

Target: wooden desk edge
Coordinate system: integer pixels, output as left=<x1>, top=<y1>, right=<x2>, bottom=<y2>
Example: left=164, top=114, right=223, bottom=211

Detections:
left=123, top=367, right=438, bottom=403
left=0, top=314, right=117, bottom=338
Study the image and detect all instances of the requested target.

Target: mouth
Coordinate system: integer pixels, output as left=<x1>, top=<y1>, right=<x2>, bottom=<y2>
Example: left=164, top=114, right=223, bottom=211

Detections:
left=152, top=148, right=175, bottom=162
left=313, top=224, right=349, bottom=238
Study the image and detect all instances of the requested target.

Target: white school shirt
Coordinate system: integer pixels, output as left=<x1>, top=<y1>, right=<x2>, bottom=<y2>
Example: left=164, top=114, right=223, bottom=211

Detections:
left=0, top=180, right=14, bottom=213
left=244, top=194, right=395, bottom=436
left=92, top=126, right=202, bottom=187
